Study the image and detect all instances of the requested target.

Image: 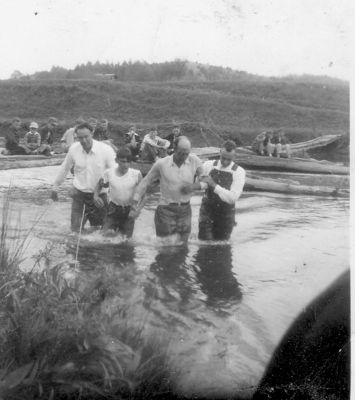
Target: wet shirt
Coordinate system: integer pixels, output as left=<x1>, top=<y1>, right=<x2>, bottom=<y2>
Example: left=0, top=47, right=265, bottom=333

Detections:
left=53, top=140, right=116, bottom=192
left=134, top=153, right=202, bottom=205
left=103, top=167, right=142, bottom=206
left=201, top=159, right=245, bottom=204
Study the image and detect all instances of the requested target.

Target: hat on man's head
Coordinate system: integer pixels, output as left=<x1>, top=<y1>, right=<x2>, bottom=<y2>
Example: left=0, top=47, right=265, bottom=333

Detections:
left=30, top=122, right=39, bottom=129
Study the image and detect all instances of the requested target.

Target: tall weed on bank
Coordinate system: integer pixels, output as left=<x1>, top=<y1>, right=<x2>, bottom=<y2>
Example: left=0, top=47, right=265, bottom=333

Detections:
left=0, top=193, right=178, bottom=400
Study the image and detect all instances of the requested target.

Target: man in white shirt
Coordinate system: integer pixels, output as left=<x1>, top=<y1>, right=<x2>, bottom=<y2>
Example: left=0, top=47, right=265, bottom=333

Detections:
left=94, top=147, right=142, bottom=237
left=132, top=136, right=203, bottom=242
left=51, top=122, right=116, bottom=232
left=198, top=140, right=245, bottom=240
left=140, top=128, right=170, bottom=162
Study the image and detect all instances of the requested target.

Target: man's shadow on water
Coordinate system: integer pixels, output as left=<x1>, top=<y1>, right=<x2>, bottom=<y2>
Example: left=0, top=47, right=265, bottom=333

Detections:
left=148, top=246, right=194, bottom=306
left=148, top=244, right=242, bottom=311
left=192, top=244, right=242, bottom=310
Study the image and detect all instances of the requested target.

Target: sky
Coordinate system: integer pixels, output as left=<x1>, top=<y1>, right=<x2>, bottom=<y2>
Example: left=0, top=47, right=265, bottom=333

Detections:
left=0, top=0, right=353, bottom=80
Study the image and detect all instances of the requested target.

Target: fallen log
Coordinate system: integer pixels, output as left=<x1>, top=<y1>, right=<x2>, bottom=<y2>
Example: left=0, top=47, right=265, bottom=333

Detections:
left=245, top=175, right=349, bottom=197
left=250, top=171, right=350, bottom=190
left=0, top=154, right=65, bottom=170
left=236, top=154, right=349, bottom=175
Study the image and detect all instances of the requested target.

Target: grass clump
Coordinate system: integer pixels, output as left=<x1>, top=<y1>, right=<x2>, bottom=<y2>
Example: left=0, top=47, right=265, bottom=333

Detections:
left=0, top=193, right=179, bottom=400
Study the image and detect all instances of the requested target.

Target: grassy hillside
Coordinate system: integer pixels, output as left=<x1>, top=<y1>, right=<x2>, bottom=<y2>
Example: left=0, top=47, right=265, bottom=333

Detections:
left=0, top=77, right=349, bottom=147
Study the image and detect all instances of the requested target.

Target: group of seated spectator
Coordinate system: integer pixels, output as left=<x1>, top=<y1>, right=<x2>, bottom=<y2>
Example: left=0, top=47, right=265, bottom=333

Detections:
left=124, top=123, right=182, bottom=162
left=2, top=117, right=186, bottom=161
left=252, top=129, right=291, bottom=158
left=3, top=117, right=58, bottom=156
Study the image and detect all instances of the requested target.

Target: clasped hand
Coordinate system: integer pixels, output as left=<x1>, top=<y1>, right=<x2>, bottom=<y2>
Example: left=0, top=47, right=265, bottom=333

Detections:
left=180, top=183, right=194, bottom=194
left=199, top=176, right=216, bottom=188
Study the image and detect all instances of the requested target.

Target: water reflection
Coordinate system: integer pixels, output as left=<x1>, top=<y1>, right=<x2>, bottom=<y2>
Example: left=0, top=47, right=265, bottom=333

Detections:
left=67, top=241, right=136, bottom=269
left=146, top=244, right=242, bottom=314
left=148, top=246, right=194, bottom=305
left=192, top=244, right=242, bottom=309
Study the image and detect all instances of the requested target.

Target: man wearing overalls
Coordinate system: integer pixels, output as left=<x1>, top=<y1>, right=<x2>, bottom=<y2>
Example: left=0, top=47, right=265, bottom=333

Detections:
left=199, top=140, right=245, bottom=240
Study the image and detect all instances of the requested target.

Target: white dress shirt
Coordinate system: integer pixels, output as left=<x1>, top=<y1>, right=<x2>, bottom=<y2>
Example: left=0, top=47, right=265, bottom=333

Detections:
left=53, top=140, right=116, bottom=192
left=200, top=159, right=245, bottom=204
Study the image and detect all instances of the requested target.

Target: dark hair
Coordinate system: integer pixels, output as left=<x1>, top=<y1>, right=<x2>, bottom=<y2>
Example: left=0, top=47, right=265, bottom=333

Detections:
left=116, top=146, right=132, bottom=161
left=75, top=122, right=93, bottom=133
left=222, top=140, right=237, bottom=152
left=12, top=117, right=21, bottom=123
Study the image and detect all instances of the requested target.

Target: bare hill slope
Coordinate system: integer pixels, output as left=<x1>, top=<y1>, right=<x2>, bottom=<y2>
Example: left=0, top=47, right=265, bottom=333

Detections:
left=0, top=77, right=349, bottom=146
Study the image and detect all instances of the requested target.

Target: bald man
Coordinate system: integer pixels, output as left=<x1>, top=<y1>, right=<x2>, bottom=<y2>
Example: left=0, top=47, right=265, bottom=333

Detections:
left=131, top=136, right=203, bottom=242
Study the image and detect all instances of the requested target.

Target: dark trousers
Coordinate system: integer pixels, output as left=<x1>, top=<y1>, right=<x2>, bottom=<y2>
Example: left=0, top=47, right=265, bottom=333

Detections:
left=198, top=197, right=236, bottom=241
left=103, top=202, right=135, bottom=237
left=6, top=144, right=27, bottom=155
left=70, top=188, right=107, bottom=232
left=154, top=203, right=191, bottom=237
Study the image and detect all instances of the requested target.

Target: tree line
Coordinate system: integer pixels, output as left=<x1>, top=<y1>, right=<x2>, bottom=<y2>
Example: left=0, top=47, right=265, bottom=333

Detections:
left=12, top=60, right=251, bottom=82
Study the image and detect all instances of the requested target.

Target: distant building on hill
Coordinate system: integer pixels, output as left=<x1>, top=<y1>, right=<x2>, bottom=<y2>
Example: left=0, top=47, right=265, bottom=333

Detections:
left=94, top=73, right=117, bottom=80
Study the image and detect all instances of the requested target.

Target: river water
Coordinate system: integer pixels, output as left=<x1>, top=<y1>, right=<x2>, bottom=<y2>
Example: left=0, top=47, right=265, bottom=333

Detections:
left=0, top=166, right=349, bottom=398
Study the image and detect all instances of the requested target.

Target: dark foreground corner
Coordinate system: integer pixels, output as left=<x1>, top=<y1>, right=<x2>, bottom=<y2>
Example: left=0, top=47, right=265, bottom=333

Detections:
left=253, top=269, right=350, bottom=400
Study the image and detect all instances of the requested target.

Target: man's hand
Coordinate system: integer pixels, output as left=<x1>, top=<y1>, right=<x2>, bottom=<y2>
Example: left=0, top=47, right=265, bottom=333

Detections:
left=93, top=196, right=105, bottom=208
left=128, top=208, right=140, bottom=219
left=200, top=176, right=217, bottom=189
left=128, top=201, right=140, bottom=219
left=50, top=190, right=59, bottom=202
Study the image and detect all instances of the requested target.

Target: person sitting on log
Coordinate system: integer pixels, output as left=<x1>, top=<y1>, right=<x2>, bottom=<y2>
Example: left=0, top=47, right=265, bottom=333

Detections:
left=140, top=127, right=170, bottom=162
left=124, top=125, right=141, bottom=160
left=23, top=122, right=51, bottom=156
left=39, top=117, right=58, bottom=152
left=271, top=128, right=291, bottom=158
left=2, top=117, right=27, bottom=155
left=251, top=131, right=268, bottom=155
left=263, top=131, right=275, bottom=157
left=94, top=118, right=110, bottom=141
left=164, top=123, right=182, bottom=155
